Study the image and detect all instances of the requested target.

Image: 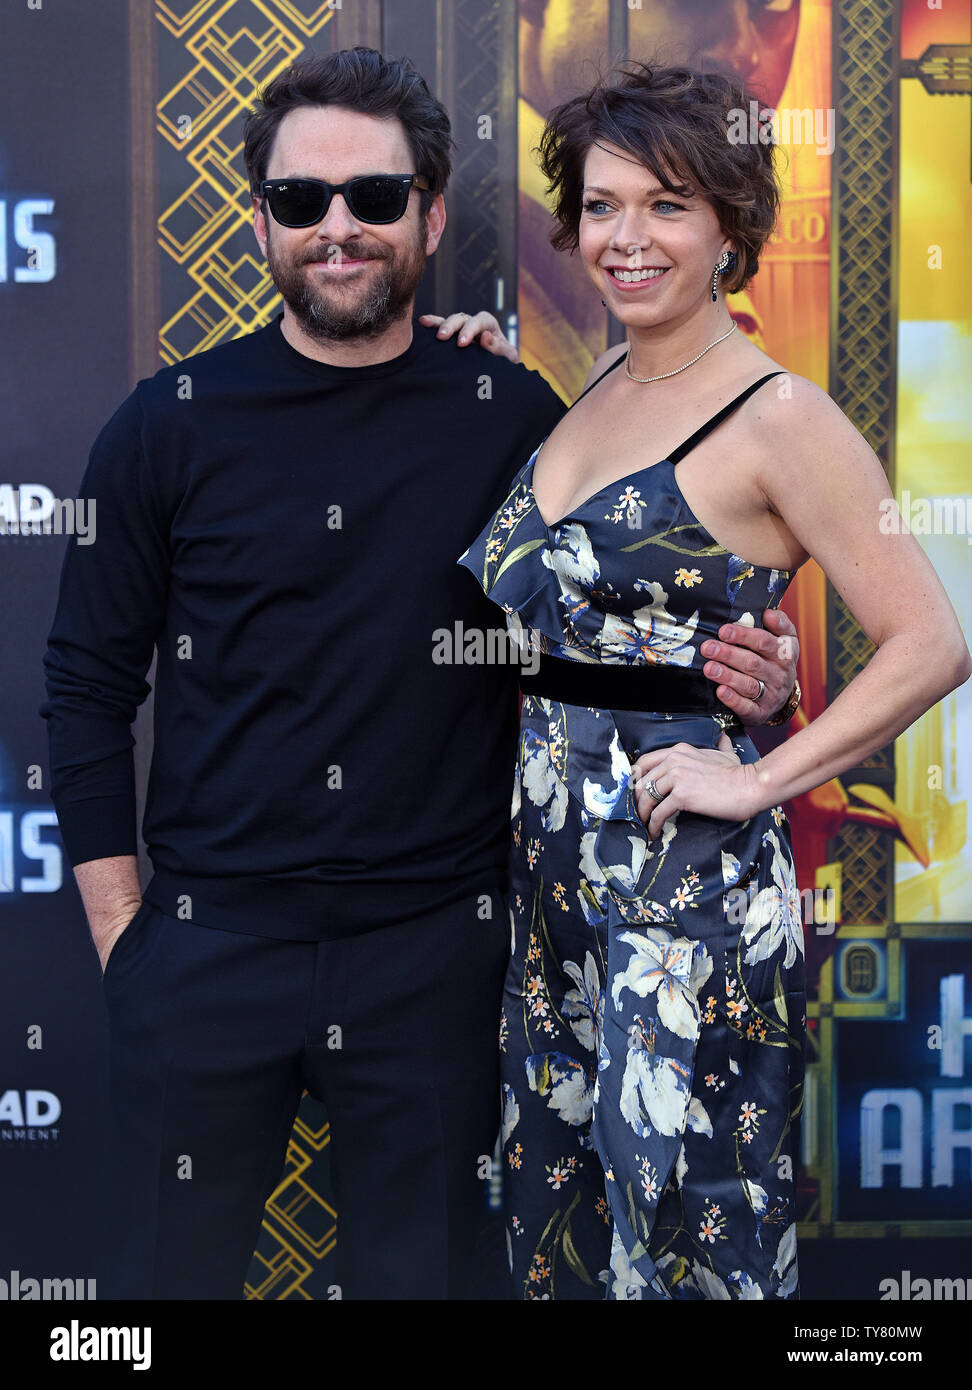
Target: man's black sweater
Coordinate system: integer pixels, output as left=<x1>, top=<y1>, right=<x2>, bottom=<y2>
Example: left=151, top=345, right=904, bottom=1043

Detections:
left=40, top=315, right=565, bottom=938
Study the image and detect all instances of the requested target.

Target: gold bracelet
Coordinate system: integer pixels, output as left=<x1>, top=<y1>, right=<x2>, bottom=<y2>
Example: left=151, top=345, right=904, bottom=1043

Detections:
left=765, top=677, right=802, bottom=726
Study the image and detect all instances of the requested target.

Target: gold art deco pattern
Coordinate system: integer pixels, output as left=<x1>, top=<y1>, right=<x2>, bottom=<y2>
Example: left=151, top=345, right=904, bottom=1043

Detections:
left=244, top=1111, right=338, bottom=1300
left=806, top=0, right=972, bottom=1247
left=799, top=0, right=971, bottom=1245
left=827, top=0, right=898, bottom=931
left=156, top=0, right=335, bottom=363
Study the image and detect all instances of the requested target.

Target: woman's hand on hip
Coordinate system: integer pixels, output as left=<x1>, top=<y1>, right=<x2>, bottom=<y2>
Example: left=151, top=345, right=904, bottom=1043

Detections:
left=631, top=733, right=762, bottom=838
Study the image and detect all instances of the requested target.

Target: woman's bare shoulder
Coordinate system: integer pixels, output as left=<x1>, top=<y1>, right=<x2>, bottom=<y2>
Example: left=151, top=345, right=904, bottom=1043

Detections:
left=744, top=368, right=868, bottom=462
left=744, top=369, right=888, bottom=516
left=580, top=340, right=629, bottom=392
left=751, top=368, right=851, bottom=431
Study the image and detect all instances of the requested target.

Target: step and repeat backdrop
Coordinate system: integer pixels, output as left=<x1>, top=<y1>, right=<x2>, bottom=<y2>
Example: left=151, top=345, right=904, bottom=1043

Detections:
left=1, top=0, right=969, bottom=1301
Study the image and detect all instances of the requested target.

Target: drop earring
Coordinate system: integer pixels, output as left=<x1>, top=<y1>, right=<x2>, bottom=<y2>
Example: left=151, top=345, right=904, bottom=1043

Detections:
left=711, top=250, right=733, bottom=302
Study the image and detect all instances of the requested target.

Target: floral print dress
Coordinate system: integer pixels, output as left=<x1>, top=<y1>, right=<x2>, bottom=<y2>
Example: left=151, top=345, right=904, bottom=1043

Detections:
left=457, top=364, right=806, bottom=1300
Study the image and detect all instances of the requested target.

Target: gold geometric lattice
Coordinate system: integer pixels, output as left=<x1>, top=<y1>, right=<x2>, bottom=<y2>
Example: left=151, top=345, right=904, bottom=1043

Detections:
left=832, top=0, right=897, bottom=458
left=833, top=821, right=890, bottom=927
left=156, top=0, right=335, bottom=364
left=244, top=1099, right=337, bottom=1300
left=830, top=0, right=898, bottom=715
left=826, top=0, right=899, bottom=938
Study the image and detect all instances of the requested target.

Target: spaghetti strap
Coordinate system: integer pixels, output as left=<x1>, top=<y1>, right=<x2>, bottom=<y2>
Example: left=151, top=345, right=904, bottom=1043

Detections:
left=569, top=360, right=781, bottom=457
left=668, top=371, right=782, bottom=464
left=568, top=347, right=628, bottom=411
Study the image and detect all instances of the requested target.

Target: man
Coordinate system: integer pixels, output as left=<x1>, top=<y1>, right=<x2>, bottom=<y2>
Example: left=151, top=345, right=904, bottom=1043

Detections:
left=41, top=47, right=800, bottom=1300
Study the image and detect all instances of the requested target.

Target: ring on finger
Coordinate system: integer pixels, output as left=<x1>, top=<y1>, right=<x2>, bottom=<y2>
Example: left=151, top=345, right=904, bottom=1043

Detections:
left=644, top=778, right=662, bottom=802
left=754, top=679, right=765, bottom=701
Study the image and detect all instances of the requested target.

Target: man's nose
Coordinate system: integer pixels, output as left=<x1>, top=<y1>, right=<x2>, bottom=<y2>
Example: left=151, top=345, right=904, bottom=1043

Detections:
left=315, top=191, right=361, bottom=241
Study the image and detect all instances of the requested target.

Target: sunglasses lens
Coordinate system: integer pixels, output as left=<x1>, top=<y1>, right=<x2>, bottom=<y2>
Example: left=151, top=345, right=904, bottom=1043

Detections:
left=267, top=181, right=327, bottom=227
left=347, top=177, right=408, bottom=223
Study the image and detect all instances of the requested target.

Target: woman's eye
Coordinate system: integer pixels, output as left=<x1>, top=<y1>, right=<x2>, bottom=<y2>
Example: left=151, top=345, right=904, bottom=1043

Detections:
left=582, top=198, right=685, bottom=215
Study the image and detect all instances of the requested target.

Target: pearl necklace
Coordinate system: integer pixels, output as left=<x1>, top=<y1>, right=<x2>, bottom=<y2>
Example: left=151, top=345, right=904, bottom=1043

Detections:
left=624, top=320, right=737, bottom=383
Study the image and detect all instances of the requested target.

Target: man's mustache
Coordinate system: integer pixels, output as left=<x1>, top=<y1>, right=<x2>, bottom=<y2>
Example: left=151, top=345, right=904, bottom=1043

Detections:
left=301, top=246, right=386, bottom=265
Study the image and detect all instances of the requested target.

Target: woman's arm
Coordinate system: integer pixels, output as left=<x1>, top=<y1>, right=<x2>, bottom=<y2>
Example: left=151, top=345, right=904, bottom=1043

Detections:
left=747, top=376, right=970, bottom=804
left=633, top=375, right=971, bottom=835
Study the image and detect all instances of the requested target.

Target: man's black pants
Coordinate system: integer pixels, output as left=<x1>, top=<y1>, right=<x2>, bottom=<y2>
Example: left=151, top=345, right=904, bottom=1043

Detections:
left=98, top=881, right=509, bottom=1299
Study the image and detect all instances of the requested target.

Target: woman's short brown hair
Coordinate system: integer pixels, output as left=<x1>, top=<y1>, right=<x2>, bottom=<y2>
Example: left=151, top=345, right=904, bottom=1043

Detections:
left=537, top=62, right=782, bottom=295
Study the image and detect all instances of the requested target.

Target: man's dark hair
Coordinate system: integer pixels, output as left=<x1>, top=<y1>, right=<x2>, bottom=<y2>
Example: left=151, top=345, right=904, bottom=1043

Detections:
left=537, top=62, right=782, bottom=295
left=242, top=47, right=454, bottom=215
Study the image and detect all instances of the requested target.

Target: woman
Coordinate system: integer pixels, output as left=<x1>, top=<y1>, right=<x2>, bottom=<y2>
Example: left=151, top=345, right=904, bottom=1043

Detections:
left=455, top=63, right=970, bottom=1300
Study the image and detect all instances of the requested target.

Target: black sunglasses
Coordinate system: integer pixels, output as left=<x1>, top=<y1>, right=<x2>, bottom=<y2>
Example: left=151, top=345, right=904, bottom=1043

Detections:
left=259, top=174, right=432, bottom=227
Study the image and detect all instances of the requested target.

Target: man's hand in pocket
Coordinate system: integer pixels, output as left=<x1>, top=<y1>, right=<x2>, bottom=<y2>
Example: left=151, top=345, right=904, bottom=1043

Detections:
left=73, top=855, right=144, bottom=974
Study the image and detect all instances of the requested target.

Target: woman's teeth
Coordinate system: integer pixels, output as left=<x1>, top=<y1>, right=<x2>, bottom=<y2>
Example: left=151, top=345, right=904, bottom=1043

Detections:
left=608, top=267, right=668, bottom=282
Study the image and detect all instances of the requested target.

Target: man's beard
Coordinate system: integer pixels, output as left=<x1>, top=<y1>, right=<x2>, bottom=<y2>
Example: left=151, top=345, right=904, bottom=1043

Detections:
left=266, top=225, right=428, bottom=343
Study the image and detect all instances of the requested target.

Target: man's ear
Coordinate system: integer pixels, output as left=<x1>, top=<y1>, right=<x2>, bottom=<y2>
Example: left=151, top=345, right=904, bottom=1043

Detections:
left=252, top=194, right=269, bottom=257
left=424, top=193, right=446, bottom=257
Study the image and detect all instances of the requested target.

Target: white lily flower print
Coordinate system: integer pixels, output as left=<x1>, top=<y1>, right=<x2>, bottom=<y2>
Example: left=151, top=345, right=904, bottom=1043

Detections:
left=729, top=1270, right=765, bottom=1299
left=541, top=521, right=603, bottom=609
left=742, top=829, right=805, bottom=969
left=686, top=1095, right=713, bottom=1137
left=677, top=1262, right=764, bottom=1300
left=608, top=1226, right=650, bottom=1299
left=578, top=830, right=611, bottom=917
left=580, top=726, right=632, bottom=817
left=618, top=1013, right=693, bottom=1139
left=722, top=850, right=743, bottom=886
left=743, top=1178, right=769, bottom=1217
left=520, top=728, right=568, bottom=833
left=673, top=1144, right=689, bottom=1189
left=690, top=1261, right=732, bottom=1299
left=772, top=1223, right=799, bottom=1298
left=611, top=928, right=711, bottom=1040
left=501, top=1084, right=520, bottom=1147
left=562, top=951, right=604, bottom=1053
left=525, top=1052, right=595, bottom=1133
left=599, top=834, right=650, bottom=894
left=596, top=579, right=698, bottom=666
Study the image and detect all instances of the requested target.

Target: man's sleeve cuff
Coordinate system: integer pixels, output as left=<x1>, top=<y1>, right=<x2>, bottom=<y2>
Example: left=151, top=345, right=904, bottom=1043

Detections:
left=53, top=796, right=138, bottom=868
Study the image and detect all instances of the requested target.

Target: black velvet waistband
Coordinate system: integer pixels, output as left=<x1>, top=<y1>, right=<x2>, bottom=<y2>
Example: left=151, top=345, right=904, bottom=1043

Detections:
left=519, top=652, right=722, bottom=713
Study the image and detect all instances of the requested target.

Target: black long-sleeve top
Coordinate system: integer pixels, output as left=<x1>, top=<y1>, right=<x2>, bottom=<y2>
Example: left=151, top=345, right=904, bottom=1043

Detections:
left=40, top=315, right=565, bottom=938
